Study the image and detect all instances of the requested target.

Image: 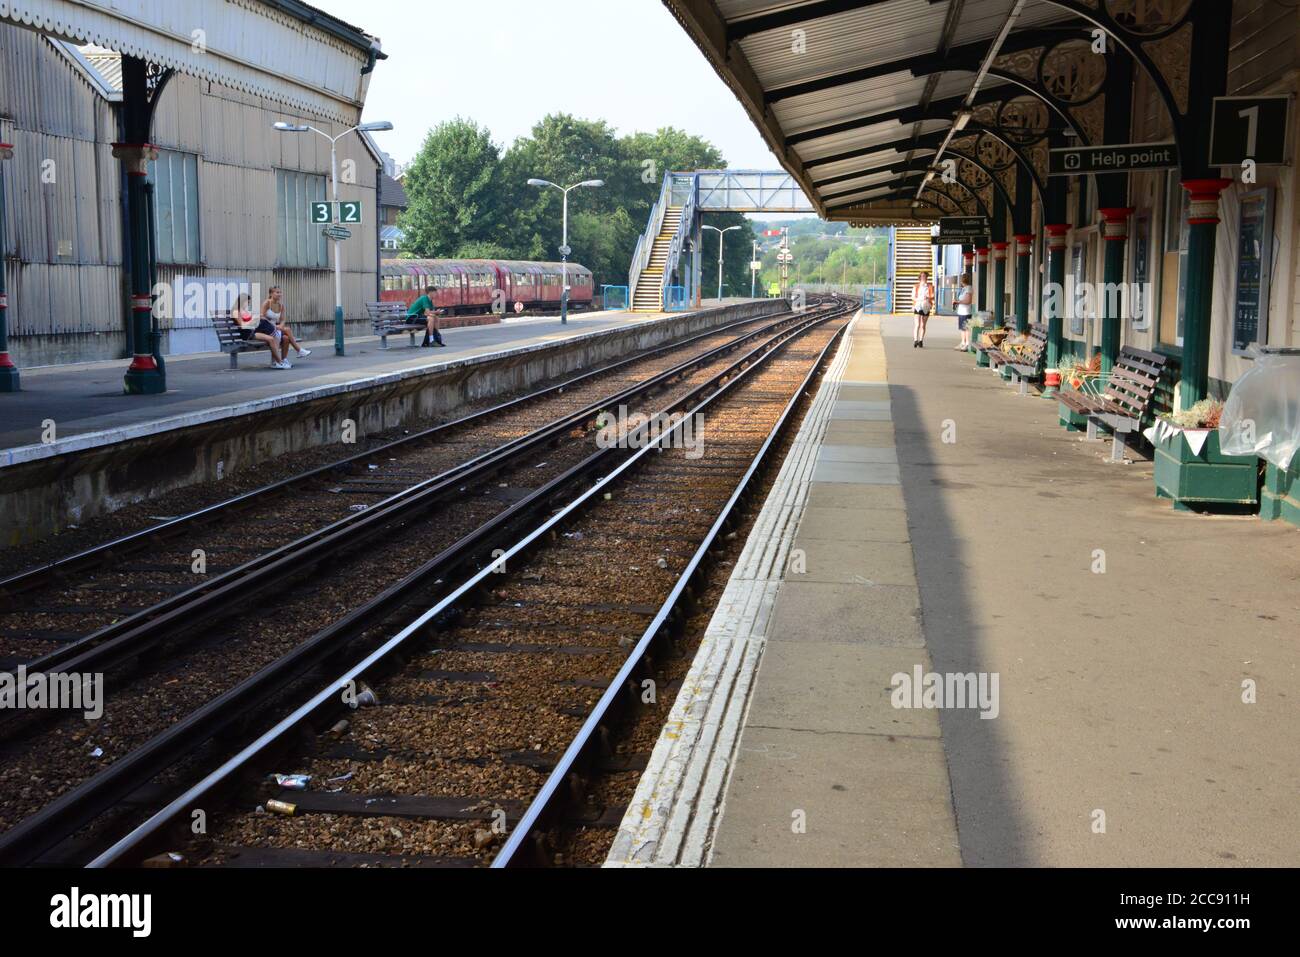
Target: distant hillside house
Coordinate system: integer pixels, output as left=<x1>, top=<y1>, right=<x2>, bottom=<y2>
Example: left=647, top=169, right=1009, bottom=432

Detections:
left=0, top=15, right=385, bottom=365
left=379, top=172, right=408, bottom=254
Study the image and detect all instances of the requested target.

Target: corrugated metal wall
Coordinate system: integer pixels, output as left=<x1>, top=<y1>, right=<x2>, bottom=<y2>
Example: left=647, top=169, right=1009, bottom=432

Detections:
left=1, top=21, right=378, bottom=355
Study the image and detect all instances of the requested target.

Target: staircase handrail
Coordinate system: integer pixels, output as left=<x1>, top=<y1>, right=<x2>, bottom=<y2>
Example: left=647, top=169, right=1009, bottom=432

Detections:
left=659, top=174, right=697, bottom=307
left=629, top=174, right=674, bottom=294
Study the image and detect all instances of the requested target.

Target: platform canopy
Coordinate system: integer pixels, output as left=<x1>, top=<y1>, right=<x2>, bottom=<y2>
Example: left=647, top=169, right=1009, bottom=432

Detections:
left=0, top=0, right=383, bottom=123
left=665, top=0, right=1097, bottom=224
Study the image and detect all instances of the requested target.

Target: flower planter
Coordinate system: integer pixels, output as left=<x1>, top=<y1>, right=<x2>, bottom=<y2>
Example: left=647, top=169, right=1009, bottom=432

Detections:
left=1151, top=425, right=1259, bottom=512
left=1044, top=370, right=1062, bottom=389
left=1261, top=460, right=1300, bottom=528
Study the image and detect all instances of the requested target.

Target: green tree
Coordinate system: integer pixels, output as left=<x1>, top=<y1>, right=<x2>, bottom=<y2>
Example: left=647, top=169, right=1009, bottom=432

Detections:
left=400, top=119, right=504, bottom=258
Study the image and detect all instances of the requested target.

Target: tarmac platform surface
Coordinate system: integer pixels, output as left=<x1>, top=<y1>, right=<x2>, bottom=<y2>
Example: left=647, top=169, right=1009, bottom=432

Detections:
left=609, top=312, right=1298, bottom=868
left=0, top=308, right=675, bottom=455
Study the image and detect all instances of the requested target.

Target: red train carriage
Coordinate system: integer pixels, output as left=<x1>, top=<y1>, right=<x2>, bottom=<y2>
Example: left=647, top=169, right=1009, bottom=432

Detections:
left=381, top=259, right=595, bottom=316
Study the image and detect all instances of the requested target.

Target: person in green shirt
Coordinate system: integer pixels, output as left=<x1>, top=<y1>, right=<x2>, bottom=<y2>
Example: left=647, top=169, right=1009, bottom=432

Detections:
left=406, top=285, right=446, bottom=348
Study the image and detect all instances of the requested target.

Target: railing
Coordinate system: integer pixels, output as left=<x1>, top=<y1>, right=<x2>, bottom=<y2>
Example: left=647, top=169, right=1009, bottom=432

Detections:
left=862, top=284, right=891, bottom=314
left=663, top=286, right=688, bottom=312
left=629, top=175, right=674, bottom=296
left=793, top=283, right=892, bottom=313
left=601, top=285, right=629, bottom=311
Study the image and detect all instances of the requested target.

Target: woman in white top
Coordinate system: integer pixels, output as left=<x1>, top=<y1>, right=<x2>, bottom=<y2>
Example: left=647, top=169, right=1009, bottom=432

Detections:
left=259, top=285, right=310, bottom=369
left=912, top=271, right=935, bottom=348
left=954, top=272, right=974, bottom=351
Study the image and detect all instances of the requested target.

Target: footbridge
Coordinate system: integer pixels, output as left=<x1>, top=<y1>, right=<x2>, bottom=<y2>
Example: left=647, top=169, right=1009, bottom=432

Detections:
left=628, top=171, right=813, bottom=311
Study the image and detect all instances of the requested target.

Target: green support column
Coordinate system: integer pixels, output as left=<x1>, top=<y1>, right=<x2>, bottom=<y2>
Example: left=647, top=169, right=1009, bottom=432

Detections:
left=114, top=143, right=165, bottom=395
left=992, top=243, right=1008, bottom=328
left=1014, top=233, right=1033, bottom=334
left=1044, top=224, right=1069, bottom=397
left=1179, top=179, right=1231, bottom=410
left=1098, top=207, right=1134, bottom=376
left=975, top=247, right=989, bottom=312
left=0, top=141, right=18, bottom=392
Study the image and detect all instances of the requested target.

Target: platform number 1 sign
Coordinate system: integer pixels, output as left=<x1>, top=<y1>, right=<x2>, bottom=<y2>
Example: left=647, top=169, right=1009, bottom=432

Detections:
left=1209, top=96, right=1292, bottom=167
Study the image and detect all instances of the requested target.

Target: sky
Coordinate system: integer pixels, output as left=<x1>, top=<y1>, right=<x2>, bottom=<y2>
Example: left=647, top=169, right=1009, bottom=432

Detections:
left=317, top=0, right=783, bottom=170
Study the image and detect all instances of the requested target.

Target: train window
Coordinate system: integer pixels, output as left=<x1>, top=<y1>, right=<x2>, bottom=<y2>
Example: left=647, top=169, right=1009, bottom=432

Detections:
left=402, top=276, right=413, bottom=291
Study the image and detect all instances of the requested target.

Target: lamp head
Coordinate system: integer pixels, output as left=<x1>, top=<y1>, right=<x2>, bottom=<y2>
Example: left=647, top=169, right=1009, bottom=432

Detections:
left=274, top=122, right=310, bottom=133
left=358, top=121, right=394, bottom=132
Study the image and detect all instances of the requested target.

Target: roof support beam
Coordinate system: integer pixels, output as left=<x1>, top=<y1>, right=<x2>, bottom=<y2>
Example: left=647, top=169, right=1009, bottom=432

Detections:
left=765, top=26, right=1091, bottom=104
left=727, top=0, right=894, bottom=44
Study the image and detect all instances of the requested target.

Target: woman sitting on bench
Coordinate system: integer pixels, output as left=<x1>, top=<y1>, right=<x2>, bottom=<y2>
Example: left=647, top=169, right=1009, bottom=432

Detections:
left=260, top=286, right=311, bottom=367
left=231, top=293, right=290, bottom=369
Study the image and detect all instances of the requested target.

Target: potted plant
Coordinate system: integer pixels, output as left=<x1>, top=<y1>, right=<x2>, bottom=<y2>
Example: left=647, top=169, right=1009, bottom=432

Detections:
left=1148, top=398, right=1259, bottom=511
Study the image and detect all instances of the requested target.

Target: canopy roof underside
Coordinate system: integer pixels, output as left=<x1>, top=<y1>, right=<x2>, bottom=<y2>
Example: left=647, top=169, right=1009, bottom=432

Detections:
left=665, top=0, right=1085, bottom=224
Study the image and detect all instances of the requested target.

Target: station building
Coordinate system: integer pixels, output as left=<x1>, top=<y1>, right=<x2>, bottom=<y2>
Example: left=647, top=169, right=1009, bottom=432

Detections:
left=0, top=0, right=385, bottom=383
left=665, top=0, right=1300, bottom=406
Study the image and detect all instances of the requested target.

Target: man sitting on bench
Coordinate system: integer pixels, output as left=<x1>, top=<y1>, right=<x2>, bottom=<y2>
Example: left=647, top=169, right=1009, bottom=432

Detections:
left=407, top=286, right=446, bottom=348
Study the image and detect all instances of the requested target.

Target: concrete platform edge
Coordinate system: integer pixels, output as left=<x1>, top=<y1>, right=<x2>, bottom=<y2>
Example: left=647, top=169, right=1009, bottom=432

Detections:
left=602, top=312, right=857, bottom=868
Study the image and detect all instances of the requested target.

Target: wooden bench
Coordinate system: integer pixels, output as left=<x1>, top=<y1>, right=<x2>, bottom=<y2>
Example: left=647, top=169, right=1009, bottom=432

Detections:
left=1057, top=346, right=1170, bottom=462
left=211, top=313, right=269, bottom=370
left=1004, top=326, right=1050, bottom=395
left=367, top=301, right=426, bottom=349
left=973, top=319, right=1015, bottom=368
left=987, top=326, right=1046, bottom=391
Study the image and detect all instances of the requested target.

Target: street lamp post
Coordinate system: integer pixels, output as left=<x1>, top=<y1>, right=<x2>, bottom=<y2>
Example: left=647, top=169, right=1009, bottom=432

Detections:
left=274, top=119, right=393, bottom=356
left=527, top=178, right=604, bottom=324
left=702, top=224, right=742, bottom=302
left=751, top=239, right=758, bottom=299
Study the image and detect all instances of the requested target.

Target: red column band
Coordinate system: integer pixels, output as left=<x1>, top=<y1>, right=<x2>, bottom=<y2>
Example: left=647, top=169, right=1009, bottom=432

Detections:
left=1182, top=179, right=1232, bottom=226
left=1099, top=207, right=1136, bottom=242
left=1046, top=224, right=1070, bottom=251
left=991, top=242, right=1009, bottom=261
left=1014, top=233, right=1034, bottom=256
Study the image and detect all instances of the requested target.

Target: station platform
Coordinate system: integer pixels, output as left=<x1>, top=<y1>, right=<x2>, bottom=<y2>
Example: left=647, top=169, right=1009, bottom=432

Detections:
left=609, top=312, right=1298, bottom=868
left=0, top=299, right=780, bottom=544
left=0, top=308, right=670, bottom=457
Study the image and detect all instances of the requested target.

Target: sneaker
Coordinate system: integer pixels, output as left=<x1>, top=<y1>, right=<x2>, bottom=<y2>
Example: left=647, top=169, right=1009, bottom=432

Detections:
left=297, top=348, right=312, bottom=358
left=277, top=360, right=293, bottom=369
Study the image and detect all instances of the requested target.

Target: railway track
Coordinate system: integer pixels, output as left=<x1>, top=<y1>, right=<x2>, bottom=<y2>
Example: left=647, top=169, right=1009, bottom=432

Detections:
left=0, top=298, right=854, bottom=867
left=0, top=306, right=811, bottom=669
left=65, top=298, right=854, bottom=869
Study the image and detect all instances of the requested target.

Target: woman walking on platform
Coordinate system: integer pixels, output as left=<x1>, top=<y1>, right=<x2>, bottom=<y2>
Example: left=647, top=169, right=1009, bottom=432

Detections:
left=912, top=271, right=934, bottom=348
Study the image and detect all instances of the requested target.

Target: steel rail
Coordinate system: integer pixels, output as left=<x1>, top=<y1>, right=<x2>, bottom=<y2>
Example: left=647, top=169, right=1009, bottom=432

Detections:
left=493, top=305, right=853, bottom=866
left=0, top=305, right=800, bottom=603
left=10, top=304, right=826, bottom=682
left=0, top=301, right=844, bottom=868
left=79, top=299, right=854, bottom=870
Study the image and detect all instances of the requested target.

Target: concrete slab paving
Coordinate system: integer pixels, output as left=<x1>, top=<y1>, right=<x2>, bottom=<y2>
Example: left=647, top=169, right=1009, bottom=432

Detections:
left=767, top=580, right=924, bottom=647
left=810, top=460, right=901, bottom=484
left=794, top=505, right=910, bottom=543
left=709, top=726, right=962, bottom=868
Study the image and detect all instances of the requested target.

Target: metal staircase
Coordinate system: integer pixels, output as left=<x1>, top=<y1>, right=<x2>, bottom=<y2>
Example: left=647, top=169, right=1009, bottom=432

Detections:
left=632, top=206, right=683, bottom=311
left=628, top=171, right=813, bottom=312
